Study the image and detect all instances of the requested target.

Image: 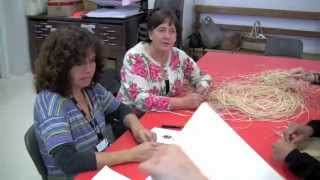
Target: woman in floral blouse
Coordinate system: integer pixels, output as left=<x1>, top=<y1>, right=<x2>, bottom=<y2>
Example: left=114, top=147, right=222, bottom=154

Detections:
left=117, top=8, right=212, bottom=115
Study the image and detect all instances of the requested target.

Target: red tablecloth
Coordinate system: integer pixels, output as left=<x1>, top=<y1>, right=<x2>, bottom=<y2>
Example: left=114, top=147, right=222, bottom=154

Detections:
left=75, top=52, right=320, bottom=180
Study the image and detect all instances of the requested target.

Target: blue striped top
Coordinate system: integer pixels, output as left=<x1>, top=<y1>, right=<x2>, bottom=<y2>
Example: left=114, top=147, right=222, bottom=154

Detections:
left=34, top=83, right=120, bottom=176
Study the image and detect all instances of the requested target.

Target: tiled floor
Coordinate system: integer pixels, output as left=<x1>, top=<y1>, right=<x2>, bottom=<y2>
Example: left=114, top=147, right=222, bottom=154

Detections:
left=0, top=73, right=41, bottom=180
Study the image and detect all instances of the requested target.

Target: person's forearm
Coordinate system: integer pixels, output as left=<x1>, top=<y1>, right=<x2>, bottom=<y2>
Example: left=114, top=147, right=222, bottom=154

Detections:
left=134, top=94, right=170, bottom=111
left=123, top=113, right=143, bottom=131
left=285, top=149, right=320, bottom=180
left=110, top=103, right=132, bottom=123
left=95, top=149, right=134, bottom=169
left=52, top=144, right=97, bottom=175
left=169, top=96, right=187, bottom=110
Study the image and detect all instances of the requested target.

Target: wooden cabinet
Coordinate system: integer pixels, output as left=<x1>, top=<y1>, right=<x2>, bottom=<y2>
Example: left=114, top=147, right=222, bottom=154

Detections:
left=27, top=13, right=144, bottom=74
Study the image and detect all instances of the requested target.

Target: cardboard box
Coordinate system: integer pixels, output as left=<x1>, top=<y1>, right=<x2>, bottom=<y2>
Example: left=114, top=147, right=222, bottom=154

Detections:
left=48, top=0, right=83, bottom=17
left=82, top=0, right=97, bottom=11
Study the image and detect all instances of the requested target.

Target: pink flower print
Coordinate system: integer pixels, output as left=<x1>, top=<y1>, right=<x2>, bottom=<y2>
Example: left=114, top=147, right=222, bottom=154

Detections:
left=143, top=96, right=170, bottom=111
left=155, top=97, right=170, bottom=110
left=130, top=54, right=148, bottom=78
left=172, top=80, right=183, bottom=96
left=143, top=96, right=155, bottom=110
left=149, top=64, right=162, bottom=81
left=128, top=83, right=139, bottom=100
left=148, top=86, right=160, bottom=95
left=170, top=52, right=180, bottom=70
left=184, top=58, right=194, bottom=78
left=129, top=54, right=144, bottom=64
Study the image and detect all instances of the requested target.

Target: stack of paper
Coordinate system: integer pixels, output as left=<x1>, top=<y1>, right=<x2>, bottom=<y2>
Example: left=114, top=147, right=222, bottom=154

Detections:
left=92, top=165, right=130, bottom=180
left=89, top=0, right=140, bottom=6
left=85, top=5, right=140, bottom=18
left=175, top=103, right=283, bottom=180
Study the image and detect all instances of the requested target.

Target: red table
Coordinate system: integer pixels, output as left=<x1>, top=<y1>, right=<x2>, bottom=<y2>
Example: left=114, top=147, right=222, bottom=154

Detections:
left=75, top=52, right=320, bottom=180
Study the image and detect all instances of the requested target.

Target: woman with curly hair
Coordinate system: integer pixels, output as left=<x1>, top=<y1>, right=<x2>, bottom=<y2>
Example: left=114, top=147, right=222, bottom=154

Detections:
left=33, top=26, right=156, bottom=179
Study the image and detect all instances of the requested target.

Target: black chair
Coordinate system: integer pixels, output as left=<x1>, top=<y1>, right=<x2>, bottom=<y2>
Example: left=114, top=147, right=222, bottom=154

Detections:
left=24, top=125, right=48, bottom=180
left=98, top=68, right=120, bottom=96
left=264, top=37, right=303, bottom=58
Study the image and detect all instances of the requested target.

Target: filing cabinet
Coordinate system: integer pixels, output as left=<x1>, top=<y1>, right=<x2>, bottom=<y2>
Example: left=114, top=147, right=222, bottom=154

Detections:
left=27, top=13, right=144, bottom=75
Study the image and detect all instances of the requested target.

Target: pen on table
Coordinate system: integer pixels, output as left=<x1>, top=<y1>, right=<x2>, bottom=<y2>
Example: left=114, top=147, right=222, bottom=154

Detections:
left=161, top=125, right=183, bottom=129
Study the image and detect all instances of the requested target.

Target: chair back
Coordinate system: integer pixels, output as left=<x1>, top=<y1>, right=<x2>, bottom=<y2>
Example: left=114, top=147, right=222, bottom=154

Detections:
left=264, top=37, right=303, bottom=58
left=154, top=0, right=184, bottom=12
left=24, top=125, right=48, bottom=180
left=98, top=68, right=120, bottom=96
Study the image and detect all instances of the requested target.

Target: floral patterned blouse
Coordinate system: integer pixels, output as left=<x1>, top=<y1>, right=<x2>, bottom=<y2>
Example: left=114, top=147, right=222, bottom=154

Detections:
left=117, top=42, right=212, bottom=112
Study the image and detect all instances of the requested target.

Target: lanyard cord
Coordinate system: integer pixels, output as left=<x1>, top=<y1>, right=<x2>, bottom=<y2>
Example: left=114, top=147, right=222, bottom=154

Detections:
left=72, top=90, right=104, bottom=140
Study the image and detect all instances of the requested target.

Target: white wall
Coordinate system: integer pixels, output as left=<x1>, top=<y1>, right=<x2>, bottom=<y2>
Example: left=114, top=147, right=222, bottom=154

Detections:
left=181, top=0, right=195, bottom=46
left=0, top=0, right=9, bottom=78
left=0, top=0, right=31, bottom=78
left=196, top=0, right=320, bottom=54
left=197, top=0, right=320, bottom=11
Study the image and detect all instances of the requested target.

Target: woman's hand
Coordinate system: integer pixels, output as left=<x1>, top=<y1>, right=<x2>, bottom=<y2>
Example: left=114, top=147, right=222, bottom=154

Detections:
left=283, top=122, right=314, bottom=144
left=289, top=68, right=315, bottom=82
left=139, top=144, right=208, bottom=180
left=195, top=85, right=211, bottom=96
left=132, top=127, right=157, bottom=144
left=272, top=138, right=296, bottom=161
left=124, top=114, right=156, bottom=143
left=129, top=142, right=158, bottom=162
left=183, top=93, right=206, bottom=109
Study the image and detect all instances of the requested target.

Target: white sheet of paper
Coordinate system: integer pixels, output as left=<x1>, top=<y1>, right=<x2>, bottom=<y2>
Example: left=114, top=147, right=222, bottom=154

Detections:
left=85, top=6, right=140, bottom=18
left=174, top=103, right=284, bottom=180
left=151, top=127, right=180, bottom=144
left=92, top=165, right=130, bottom=180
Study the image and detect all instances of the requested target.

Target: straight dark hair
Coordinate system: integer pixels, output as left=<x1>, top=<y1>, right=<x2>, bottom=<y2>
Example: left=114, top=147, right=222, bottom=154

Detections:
left=146, top=8, right=180, bottom=42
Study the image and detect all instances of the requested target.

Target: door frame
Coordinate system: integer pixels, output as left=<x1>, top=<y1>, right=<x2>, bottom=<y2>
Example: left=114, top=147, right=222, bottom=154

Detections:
left=0, top=0, right=9, bottom=78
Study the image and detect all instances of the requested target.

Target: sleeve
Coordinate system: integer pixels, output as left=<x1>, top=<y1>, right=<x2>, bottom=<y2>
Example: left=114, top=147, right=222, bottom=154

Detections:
left=285, top=149, right=320, bottom=180
left=308, top=120, right=320, bottom=137
left=35, top=93, right=74, bottom=154
left=109, top=103, right=132, bottom=125
left=181, top=51, right=212, bottom=88
left=51, top=143, right=96, bottom=175
left=94, top=83, right=121, bottom=115
left=120, top=53, right=170, bottom=112
left=311, top=73, right=320, bottom=85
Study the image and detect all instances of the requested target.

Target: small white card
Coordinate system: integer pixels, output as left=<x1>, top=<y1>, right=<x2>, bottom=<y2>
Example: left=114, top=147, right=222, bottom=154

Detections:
left=96, top=138, right=109, bottom=152
left=151, top=127, right=180, bottom=144
left=92, top=165, right=130, bottom=180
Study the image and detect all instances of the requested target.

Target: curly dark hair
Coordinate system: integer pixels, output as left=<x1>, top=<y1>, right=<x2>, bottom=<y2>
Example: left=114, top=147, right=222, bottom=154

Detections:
left=34, top=26, right=104, bottom=96
left=146, top=8, right=180, bottom=42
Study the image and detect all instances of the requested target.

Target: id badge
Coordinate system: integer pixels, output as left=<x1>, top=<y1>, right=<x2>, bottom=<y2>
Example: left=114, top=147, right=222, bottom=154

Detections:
left=96, top=138, right=109, bottom=152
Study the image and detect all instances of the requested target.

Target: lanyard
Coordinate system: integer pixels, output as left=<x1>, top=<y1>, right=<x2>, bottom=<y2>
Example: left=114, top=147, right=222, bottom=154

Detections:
left=72, top=90, right=104, bottom=141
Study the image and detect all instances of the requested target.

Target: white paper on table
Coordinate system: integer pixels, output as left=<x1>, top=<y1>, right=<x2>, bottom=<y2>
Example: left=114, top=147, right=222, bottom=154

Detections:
left=145, top=176, right=152, bottom=180
left=92, top=165, right=130, bottom=180
left=151, top=127, right=180, bottom=144
left=174, top=103, right=284, bottom=180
